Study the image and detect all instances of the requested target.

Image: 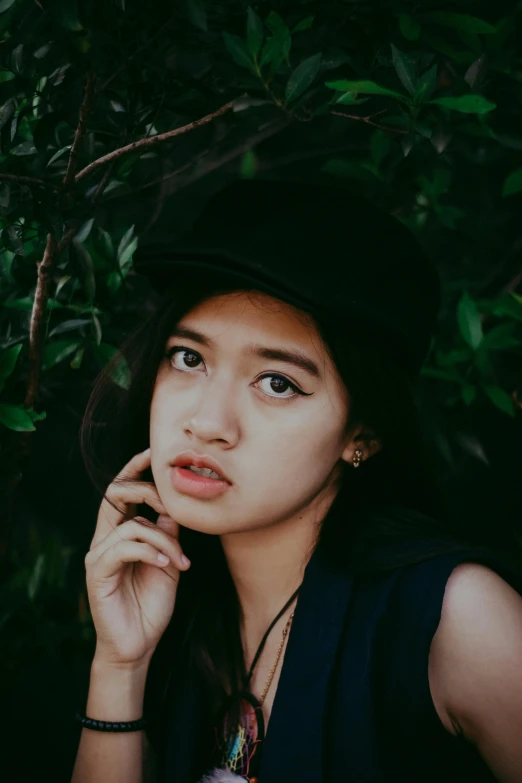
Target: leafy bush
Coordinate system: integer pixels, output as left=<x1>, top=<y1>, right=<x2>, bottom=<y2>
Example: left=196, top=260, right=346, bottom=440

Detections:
left=1, top=3, right=521, bottom=768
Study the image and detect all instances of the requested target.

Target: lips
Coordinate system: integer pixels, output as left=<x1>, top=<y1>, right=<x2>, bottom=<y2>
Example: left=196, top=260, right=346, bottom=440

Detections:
left=171, top=451, right=231, bottom=484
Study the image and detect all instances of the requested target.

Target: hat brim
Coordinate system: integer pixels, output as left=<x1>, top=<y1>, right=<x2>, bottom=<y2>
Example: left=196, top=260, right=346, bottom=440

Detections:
left=134, top=248, right=326, bottom=322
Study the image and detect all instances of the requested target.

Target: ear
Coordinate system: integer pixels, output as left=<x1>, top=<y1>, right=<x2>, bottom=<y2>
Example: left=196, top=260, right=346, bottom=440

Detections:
left=341, top=426, right=381, bottom=467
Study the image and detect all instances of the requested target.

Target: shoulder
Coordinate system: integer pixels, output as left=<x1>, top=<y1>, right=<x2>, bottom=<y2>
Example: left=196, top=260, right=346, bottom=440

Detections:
left=429, top=561, right=522, bottom=780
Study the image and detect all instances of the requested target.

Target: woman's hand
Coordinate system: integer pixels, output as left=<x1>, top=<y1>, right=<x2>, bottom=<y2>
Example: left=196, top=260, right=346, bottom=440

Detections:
left=85, top=448, right=190, bottom=668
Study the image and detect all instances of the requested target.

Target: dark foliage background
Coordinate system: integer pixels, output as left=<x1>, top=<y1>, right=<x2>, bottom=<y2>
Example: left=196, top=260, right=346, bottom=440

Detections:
left=0, top=0, right=521, bottom=779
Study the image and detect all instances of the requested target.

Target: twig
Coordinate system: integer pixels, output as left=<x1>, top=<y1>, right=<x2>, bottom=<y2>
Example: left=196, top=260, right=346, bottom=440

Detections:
left=24, top=73, right=97, bottom=410
left=121, top=154, right=202, bottom=196
left=503, top=269, right=522, bottom=295
left=74, top=99, right=237, bottom=183
left=91, top=161, right=116, bottom=205
left=57, top=225, right=77, bottom=254
left=330, top=109, right=408, bottom=135
left=0, top=173, right=59, bottom=189
left=61, top=72, right=97, bottom=203
left=24, top=233, right=57, bottom=411
left=162, top=118, right=292, bottom=197
left=104, top=117, right=291, bottom=202
left=97, top=16, right=176, bottom=94
left=255, top=140, right=373, bottom=171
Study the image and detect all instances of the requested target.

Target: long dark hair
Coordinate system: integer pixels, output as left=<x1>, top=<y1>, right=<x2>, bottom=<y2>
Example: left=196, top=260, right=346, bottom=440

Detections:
left=80, top=278, right=515, bottom=754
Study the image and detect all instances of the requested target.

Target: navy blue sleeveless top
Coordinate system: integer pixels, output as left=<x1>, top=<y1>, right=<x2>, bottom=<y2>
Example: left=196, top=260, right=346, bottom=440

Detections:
left=145, top=514, right=522, bottom=782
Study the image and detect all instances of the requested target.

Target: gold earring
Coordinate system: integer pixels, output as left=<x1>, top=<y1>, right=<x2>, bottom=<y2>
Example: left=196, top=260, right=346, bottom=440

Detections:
left=352, top=449, right=363, bottom=468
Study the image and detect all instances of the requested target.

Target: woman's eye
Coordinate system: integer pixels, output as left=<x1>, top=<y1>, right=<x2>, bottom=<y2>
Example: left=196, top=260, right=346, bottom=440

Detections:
left=165, top=347, right=306, bottom=400
left=256, top=374, right=303, bottom=399
left=166, top=346, right=203, bottom=371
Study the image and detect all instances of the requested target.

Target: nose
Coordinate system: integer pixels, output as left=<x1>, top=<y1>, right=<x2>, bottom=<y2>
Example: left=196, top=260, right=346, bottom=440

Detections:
left=182, top=373, right=239, bottom=447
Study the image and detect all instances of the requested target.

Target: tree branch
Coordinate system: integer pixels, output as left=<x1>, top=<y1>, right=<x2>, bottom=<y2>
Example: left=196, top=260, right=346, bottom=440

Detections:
left=330, top=109, right=408, bottom=134
left=0, top=173, right=59, bottom=189
left=90, top=161, right=116, bottom=205
left=104, top=117, right=291, bottom=203
left=24, top=233, right=57, bottom=412
left=61, top=72, right=97, bottom=202
left=74, top=99, right=237, bottom=183
left=24, top=74, right=97, bottom=412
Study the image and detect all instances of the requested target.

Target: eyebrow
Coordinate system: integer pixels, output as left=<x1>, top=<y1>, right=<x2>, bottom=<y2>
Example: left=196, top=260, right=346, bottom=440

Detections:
left=169, top=325, right=321, bottom=379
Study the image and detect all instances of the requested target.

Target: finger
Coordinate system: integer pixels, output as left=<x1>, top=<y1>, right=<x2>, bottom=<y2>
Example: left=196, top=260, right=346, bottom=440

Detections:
left=88, top=519, right=190, bottom=571
left=154, top=514, right=180, bottom=539
left=106, top=481, right=168, bottom=517
left=92, top=449, right=161, bottom=544
left=88, top=540, right=177, bottom=582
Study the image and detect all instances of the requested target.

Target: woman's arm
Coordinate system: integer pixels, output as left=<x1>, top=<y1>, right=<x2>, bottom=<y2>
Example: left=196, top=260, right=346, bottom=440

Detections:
left=70, top=656, right=152, bottom=783
left=429, top=562, right=522, bottom=783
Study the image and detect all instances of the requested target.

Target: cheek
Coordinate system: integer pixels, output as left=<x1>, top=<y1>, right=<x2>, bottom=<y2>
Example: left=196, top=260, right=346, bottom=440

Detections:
left=149, top=383, right=177, bottom=443
left=260, top=407, right=347, bottom=478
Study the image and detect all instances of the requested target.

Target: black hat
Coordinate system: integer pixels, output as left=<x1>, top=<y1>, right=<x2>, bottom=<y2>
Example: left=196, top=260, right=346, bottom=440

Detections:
left=133, top=178, right=440, bottom=376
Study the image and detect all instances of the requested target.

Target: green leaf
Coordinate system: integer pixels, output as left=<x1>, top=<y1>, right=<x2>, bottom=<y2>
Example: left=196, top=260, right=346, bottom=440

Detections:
left=117, top=225, right=136, bottom=267
left=180, top=0, right=207, bottom=31
left=3, top=296, right=65, bottom=311
left=42, top=340, right=81, bottom=370
left=11, top=140, right=37, bottom=155
left=222, top=32, right=254, bottom=71
left=430, top=95, right=495, bottom=114
left=483, top=386, right=515, bottom=416
left=70, top=347, right=84, bottom=369
left=97, top=226, right=114, bottom=259
left=285, top=53, right=322, bottom=104
left=54, top=0, right=83, bottom=31
left=48, top=318, right=91, bottom=338
left=259, top=11, right=291, bottom=71
left=27, top=553, right=45, bottom=601
left=292, top=16, right=314, bottom=33
left=390, top=44, right=417, bottom=96
left=0, top=100, right=14, bottom=130
left=370, top=130, right=392, bottom=166
left=106, top=271, right=122, bottom=294
left=436, top=348, right=472, bottom=365
left=461, top=385, right=476, bottom=406
left=398, top=13, right=421, bottom=41
left=0, top=343, right=22, bottom=389
left=418, top=12, right=497, bottom=35
left=46, top=144, right=72, bottom=168
left=491, top=293, right=522, bottom=321
left=246, top=7, right=264, bottom=57
left=72, top=240, right=96, bottom=302
left=502, top=167, right=522, bottom=197
left=74, top=218, right=94, bottom=243
left=0, top=0, right=17, bottom=12
left=457, top=292, right=483, bottom=350
left=92, top=314, right=102, bottom=345
left=240, top=149, right=257, bottom=179
left=92, top=343, right=131, bottom=389
left=480, top=324, right=520, bottom=351
left=11, top=43, right=23, bottom=73
left=420, top=366, right=466, bottom=384
left=326, top=80, right=410, bottom=104
left=333, top=93, right=370, bottom=107
left=0, top=404, right=35, bottom=431
left=414, top=65, right=437, bottom=104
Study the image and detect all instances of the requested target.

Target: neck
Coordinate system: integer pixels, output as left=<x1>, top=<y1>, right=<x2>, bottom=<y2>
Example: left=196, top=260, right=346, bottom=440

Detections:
left=220, top=484, right=338, bottom=644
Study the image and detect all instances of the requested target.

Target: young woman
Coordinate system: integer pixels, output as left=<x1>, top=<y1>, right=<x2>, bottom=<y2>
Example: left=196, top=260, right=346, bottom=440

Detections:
left=71, top=180, right=522, bottom=783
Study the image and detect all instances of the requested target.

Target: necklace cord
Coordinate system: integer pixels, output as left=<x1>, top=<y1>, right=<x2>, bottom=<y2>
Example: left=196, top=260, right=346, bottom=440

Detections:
left=243, top=583, right=302, bottom=688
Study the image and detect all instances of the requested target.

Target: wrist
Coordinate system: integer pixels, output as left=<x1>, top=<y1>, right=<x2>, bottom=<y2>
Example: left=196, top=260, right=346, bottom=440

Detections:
left=86, top=656, right=150, bottom=723
left=92, top=648, right=153, bottom=674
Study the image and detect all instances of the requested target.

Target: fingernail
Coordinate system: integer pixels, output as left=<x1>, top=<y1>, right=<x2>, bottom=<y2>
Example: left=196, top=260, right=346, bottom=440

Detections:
left=181, top=554, right=191, bottom=567
left=142, top=447, right=151, bottom=456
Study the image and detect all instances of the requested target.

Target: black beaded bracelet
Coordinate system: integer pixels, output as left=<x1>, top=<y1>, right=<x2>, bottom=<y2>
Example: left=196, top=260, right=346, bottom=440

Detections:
left=75, top=709, right=149, bottom=732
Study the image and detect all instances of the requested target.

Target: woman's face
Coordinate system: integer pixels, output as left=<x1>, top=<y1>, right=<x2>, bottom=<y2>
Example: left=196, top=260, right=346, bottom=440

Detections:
left=150, top=290, right=357, bottom=535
